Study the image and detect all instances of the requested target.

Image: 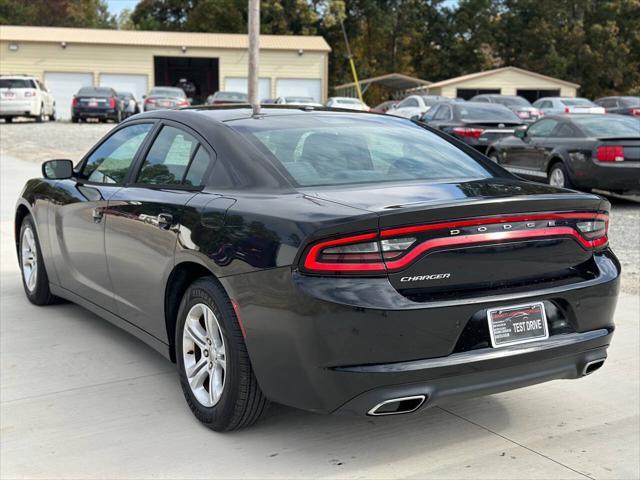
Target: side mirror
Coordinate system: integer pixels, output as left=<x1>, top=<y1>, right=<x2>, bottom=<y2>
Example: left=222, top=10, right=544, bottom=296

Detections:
left=42, top=159, right=74, bottom=179
left=514, top=126, right=527, bottom=139
left=410, top=114, right=420, bottom=121
left=142, top=94, right=147, bottom=99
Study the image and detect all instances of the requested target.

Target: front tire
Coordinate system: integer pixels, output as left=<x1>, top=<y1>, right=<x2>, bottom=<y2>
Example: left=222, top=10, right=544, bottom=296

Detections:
left=176, top=278, right=268, bottom=431
left=548, top=162, right=572, bottom=188
left=19, top=215, right=58, bottom=305
left=488, top=151, right=500, bottom=163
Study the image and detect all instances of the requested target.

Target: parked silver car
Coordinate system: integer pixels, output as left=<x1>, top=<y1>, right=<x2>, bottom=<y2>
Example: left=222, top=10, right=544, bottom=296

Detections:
left=389, top=95, right=450, bottom=119
left=470, top=94, right=542, bottom=123
left=533, top=97, right=605, bottom=115
left=143, top=87, right=189, bottom=111
left=325, top=96, right=369, bottom=111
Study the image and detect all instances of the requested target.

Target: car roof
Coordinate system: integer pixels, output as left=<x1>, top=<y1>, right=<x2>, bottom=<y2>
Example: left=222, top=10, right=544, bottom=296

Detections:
left=0, top=75, right=37, bottom=79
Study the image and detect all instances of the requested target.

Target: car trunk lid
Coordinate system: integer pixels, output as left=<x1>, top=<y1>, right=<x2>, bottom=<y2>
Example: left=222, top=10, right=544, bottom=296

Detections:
left=303, top=179, right=607, bottom=299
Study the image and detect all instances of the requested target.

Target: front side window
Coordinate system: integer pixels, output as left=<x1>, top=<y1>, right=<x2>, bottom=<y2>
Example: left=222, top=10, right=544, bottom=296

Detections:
left=83, top=123, right=153, bottom=184
left=527, top=119, right=559, bottom=137
left=231, top=114, right=492, bottom=187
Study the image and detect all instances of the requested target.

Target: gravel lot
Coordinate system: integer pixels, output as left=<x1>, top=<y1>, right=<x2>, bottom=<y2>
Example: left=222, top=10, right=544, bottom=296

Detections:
left=1, top=120, right=637, bottom=293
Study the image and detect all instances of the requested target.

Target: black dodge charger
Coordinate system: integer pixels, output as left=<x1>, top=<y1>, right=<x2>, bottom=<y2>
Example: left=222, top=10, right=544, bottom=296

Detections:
left=15, top=106, right=619, bottom=431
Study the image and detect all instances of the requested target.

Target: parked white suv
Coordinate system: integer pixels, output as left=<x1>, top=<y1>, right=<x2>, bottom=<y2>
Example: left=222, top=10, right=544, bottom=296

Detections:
left=0, top=75, right=56, bottom=122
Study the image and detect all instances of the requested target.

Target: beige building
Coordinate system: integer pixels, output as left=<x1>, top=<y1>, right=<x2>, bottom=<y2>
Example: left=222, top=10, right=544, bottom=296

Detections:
left=0, top=25, right=330, bottom=119
left=424, top=66, right=579, bottom=102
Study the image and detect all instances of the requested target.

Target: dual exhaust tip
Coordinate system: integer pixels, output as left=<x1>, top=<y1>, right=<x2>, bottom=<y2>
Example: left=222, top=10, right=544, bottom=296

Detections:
left=368, top=358, right=606, bottom=416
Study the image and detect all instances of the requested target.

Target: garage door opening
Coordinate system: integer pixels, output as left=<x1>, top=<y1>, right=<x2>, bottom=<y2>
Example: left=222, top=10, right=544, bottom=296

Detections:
left=154, top=56, right=219, bottom=105
left=517, top=89, right=561, bottom=103
left=456, top=88, right=501, bottom=100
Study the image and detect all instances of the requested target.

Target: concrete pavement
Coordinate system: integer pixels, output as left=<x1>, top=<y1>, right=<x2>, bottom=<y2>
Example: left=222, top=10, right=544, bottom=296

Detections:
left=1, top=153, right=638, bottom=479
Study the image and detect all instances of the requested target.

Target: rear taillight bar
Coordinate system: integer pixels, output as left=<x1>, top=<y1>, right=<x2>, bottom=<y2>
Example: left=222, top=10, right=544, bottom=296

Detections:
left=452, top=127, right=484, bottom=138
left=302, top=212, right=609, bottom=275
left=596, top=146, right=624, bottom=162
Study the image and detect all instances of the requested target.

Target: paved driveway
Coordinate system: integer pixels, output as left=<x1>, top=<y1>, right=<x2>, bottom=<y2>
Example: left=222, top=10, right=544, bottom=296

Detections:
left=1, top=124, right=638, bottom=479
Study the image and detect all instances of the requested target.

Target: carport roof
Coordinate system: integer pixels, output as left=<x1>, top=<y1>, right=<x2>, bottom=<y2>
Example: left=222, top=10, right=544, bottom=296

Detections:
left=335, top=73, right=431, bottom=91
left=0, top=25, right=332, bottom=52
left=427, top=66, right=580, bottom=89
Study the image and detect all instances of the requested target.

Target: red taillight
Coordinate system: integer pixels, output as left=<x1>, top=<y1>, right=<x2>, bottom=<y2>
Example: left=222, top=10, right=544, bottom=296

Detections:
left=452, top=127, right=484, bottom=138
left=145, top=97, right=156, bottom=104
left=71, top=97, right=78, bottom=107
left=24, top=90, right=36, bottom=97
left=177, top=100, right=189, bottom=107
left=302, top=212, right=609, bottom=275
left=596, top=145, right=624, bottom=162
left=631, top=108, right=640, bottom=116
left=109, top=97, right=116, bottom=108
left=564, top=106, right=570, bottom=113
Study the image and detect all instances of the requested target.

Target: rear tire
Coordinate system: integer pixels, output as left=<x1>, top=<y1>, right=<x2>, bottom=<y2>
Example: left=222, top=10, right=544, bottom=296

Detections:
left=548, top=162, right=572, bottom=189
left=5, top=117, right=13, bottom=123
left=19, top=215, right=59, bottom=305
left=176, top=278, right=268, bottom=431
left=488, top=151, right=500, bottom=163
left=35, top=104, right=45, bottom=123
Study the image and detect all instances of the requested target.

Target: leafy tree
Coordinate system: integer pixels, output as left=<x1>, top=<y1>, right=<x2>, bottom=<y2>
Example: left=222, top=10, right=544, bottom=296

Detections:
left=0, top=0, right=115, bottom=28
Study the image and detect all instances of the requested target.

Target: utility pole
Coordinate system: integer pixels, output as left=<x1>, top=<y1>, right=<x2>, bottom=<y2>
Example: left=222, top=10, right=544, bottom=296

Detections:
left=340, top=18, right=364, bottom=103
left=248, top=0, right=260, bottom=114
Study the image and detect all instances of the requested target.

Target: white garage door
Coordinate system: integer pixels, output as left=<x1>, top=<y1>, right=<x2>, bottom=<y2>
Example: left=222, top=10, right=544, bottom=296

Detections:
left=276, top=79, right=322, bottom=102
left=224, top=77, right=271, bottom=101
left=44, top=72, right=93, bottom=120
left=99, top=74, right=148, bottom=104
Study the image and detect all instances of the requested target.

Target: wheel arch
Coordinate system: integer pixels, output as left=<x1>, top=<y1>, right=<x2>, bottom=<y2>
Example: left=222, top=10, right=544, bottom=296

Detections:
left=14, top=203, right=32, bottom=250
left=546, top=155, right=565, bottom=175
left=164, top=260, right=227, bottom=363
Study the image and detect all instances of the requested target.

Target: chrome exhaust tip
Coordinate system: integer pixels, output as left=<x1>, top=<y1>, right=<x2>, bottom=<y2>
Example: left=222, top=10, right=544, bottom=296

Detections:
left=367, top=395, right=426, bottom=416
left=582, top=359, right=605, bottom=376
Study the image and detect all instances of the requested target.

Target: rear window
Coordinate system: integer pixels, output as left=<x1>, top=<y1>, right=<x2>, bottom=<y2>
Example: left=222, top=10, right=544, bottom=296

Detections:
left=336, top=98, right=361, bottom=104
left=0, top=79, right=36, bottom=89
left=573, top=116, right=640, bottom=138
left=231, top=114, right=492, bottom=187
left=457, top=104, right=521, bottom=122
left=215, top=92, right=247, bottom=101
left=620, top=97, right=640, bottom=107
left=561, top=98, right=594, bottom=106
left=78, top=87, right=113, bottom=97
left=491, top=96, right=531, bottom=106
left=151, top=88, right=186, bottom=98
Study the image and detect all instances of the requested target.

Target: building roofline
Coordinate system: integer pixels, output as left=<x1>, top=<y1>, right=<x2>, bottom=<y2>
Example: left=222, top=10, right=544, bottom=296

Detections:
left=0, top=25, right=332, bottom=52
left=426, top=66, right=580, bottom=89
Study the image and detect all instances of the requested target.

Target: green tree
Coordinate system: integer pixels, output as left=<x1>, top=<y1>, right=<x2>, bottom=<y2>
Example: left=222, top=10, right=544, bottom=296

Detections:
left=0, top=0, right=115, bottom=28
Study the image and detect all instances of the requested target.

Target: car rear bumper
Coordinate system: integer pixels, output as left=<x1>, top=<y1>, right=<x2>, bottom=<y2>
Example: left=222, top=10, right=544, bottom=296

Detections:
left=221, top=250, right=620, bottom=415
left=573, top=161, right=640, bottom=192
left=73, top=108, right=118, bottom=119
left=0, top=99, right=38, bottom=115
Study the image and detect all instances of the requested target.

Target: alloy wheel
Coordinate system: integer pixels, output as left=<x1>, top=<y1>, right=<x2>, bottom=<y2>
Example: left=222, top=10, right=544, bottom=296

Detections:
left=21, top=226, right=38, bottom=292
left=182, top=303, right=227, bottom=407
left=549, top=167, right=565, bottom=187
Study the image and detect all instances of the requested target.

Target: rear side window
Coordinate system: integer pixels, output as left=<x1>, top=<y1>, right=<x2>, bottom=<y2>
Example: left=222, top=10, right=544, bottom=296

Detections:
left=231, top=114, right=492, bottom=187
left=137, top=126, right=213, bottom=186
left=573, top=116, right=640, bottom=138
left=527, top=119, right=559, bottom=137
left=83, top=123, right=153, bottom=184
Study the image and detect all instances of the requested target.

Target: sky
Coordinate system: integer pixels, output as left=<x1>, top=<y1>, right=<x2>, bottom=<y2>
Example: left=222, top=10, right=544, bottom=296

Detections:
left=106, top=0, right=139, bottom=16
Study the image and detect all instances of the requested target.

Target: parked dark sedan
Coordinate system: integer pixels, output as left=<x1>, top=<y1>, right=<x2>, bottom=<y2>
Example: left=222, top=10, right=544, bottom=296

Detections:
left=71, top=87, right=124, bottom=123
left=470, top=94, right=542, bottom=123
left=594, top=96, right=640, bottom=117
left=16, top=107, right=619, bottom=431
left=421, top=101, right=524, bottom=151
left=487, top=114, right=640, bottom=193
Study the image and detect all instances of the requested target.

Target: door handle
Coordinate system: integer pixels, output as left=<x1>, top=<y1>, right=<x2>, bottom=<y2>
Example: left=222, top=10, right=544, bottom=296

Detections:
left=92, top=207, right=104, bottom=223
left=157, top=213, right=173, bottom=230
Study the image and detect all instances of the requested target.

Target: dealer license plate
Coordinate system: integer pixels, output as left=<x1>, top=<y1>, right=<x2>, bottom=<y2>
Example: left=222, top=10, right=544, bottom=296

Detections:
left=487, top=302, right=548, bottom=348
